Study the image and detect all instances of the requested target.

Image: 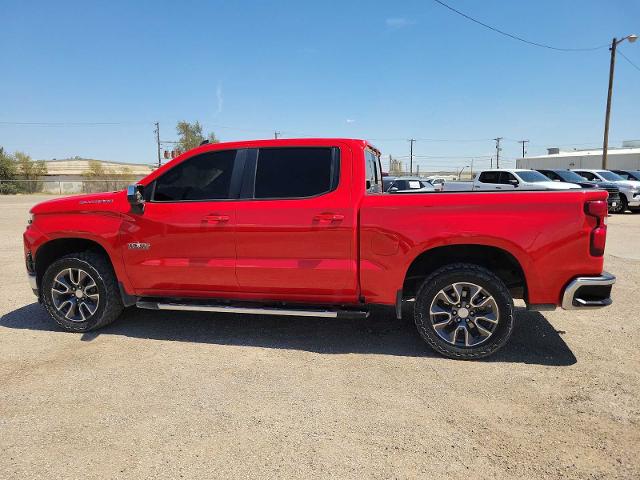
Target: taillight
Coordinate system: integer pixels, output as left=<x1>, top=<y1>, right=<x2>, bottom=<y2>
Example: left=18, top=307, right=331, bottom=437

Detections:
left=585, top=200, right=607, bottom=256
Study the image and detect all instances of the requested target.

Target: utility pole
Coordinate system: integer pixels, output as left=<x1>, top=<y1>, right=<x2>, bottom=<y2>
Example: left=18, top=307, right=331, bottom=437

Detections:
left=517, top=139, right=529, bottom=158
left=602, top=34, right=637, bottom=169
left=274, top=130, right=280, bottom=139
left=494, top=137, right=503, bottom=169
left=154, top=122, right=161, bottom=168
left=408, top=138, right=416, bottom=175
left=470, top=158, right=474, bottom=178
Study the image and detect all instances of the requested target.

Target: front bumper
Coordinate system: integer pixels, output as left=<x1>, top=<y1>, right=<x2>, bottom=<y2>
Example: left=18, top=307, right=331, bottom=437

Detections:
left=561, top=272, right=616, bottom=310
left=27, top=273, right=38, bottom=296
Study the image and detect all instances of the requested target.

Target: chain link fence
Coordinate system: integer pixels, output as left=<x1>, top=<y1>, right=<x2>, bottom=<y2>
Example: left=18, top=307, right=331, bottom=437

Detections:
left=0, top=179, right=138, bottom=195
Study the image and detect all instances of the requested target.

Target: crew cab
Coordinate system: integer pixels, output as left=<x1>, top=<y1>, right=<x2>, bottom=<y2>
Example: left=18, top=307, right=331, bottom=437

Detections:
left=473, top=169, right=582, bottom=191
left=24, top=139, right=615, bottom=359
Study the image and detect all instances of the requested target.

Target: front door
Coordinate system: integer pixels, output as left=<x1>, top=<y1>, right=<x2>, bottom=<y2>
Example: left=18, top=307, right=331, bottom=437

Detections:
left=234, top=146, right=358, bottom=303
left=121, top=148, right=242, bottom=296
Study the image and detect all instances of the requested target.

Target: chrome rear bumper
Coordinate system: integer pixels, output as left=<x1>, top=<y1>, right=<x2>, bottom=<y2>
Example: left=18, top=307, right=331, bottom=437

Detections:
left=561, top=272, right=615, bottom=310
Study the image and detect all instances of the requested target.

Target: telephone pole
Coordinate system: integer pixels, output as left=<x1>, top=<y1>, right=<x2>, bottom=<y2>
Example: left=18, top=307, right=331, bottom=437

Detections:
left=517, top=139, right=529, bottom=158
left=274, top=131, right=280, bottom=139
left=408, top=138, right=416, bottom=175
left=494, top=137, right=503, bottom=169
left=154, top=122, right=161, bottom=168
left=602, top=34, right=637, bottom=168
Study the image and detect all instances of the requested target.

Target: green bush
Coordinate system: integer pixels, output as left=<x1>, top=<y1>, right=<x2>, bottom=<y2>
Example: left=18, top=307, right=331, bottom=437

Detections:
left=0, top=183, right=19, bottom=195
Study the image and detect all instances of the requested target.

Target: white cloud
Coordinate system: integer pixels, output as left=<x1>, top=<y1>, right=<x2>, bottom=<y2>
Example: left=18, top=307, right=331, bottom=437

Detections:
left=215, top=82, right=223, bottom=115
left=385, top=17, right=415, bottom=29
left=346, top=119, right=355, bottom=124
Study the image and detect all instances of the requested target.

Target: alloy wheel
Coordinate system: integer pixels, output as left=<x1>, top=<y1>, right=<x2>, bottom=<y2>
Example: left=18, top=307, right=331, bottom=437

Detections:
left=429, top=282, right=500, bottom=347
left=51, top=268, right=100, bottom=322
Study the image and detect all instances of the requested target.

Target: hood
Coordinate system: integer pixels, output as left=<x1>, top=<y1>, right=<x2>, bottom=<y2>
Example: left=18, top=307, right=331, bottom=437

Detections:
left=614, top=180, right=640, bottom=190
left=536, top=181, right=581, bottom=190
left=30, top=190, right=128, bottom=215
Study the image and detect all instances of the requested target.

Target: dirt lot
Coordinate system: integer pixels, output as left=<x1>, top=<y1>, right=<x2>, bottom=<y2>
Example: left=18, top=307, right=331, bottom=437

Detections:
left=1, top=195, right=638, bottom=479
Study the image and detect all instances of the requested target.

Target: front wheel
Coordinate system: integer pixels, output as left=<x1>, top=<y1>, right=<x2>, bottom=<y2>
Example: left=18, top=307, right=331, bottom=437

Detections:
left=414, top=263, right=514, bottom=359
left=41, top=252, right=124, bottom=332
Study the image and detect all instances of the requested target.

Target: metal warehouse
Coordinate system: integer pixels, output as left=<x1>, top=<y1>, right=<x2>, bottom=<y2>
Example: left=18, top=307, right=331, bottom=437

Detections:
left=516, top=140, right=640, bottom=170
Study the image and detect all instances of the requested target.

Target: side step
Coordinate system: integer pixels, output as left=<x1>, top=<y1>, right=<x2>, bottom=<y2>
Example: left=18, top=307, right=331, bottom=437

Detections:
left=136, top=300, right=369, bottom=320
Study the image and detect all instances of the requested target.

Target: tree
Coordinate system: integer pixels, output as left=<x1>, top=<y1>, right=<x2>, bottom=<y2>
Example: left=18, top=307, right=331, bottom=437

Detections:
left=0, top=147, right=17, bottom=180
left=176, top=121, right=219, bottom=153
left=15, top=151, right=47, bottom=193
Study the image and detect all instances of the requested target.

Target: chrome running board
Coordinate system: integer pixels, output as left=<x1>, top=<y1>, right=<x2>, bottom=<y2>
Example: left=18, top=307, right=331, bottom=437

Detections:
left=136, top=300, right=369, bottom=320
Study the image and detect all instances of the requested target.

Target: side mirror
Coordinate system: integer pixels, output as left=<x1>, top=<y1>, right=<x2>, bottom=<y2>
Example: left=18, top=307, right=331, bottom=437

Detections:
left=509, top=179, right=519, bottom=187
left=127, top=184, right=145, bottom=212
left=389, top=186, right=399, bottom=192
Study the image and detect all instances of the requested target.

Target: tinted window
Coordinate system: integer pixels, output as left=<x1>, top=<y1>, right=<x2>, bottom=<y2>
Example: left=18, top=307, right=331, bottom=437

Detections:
left=539, top=170, right=557, bottom=181
left=598, top=170, right=624, bottom=181
left=254, top=147, right=336, bottom=199
left=153, top=150, right=236, bottom=201
left=615, top=171, right=631, bottom=180
left=499, top=172, right=518, bottom=184
left=556, top=170, right=586, bottom=183
left=575, top=171, right=597, bottom=181
left=479, top=172, right=499, bottom=183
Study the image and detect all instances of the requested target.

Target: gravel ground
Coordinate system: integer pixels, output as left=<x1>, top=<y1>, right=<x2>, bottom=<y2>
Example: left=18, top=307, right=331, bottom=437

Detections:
left=1, top=195, right=638, bottom=479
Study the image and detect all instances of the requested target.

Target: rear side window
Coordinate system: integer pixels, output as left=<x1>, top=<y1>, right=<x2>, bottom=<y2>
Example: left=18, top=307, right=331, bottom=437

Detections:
left=254, top=147, right=338, bottom=199
left=479, top=172, right=498, bottom=183
left=153, top=150, right=236, bottom=201
left=365, top=149, right=382, bottom=193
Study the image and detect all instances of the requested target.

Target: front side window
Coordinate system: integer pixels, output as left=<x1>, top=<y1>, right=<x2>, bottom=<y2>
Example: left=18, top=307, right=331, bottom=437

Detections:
left=153, top=150, right=236, bottom=201
left=254, top=147, right=337, bottom=199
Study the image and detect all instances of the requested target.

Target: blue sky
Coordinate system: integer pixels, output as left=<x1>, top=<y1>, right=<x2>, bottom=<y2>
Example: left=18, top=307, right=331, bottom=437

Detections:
left=1, top=0, right=638, bottom=171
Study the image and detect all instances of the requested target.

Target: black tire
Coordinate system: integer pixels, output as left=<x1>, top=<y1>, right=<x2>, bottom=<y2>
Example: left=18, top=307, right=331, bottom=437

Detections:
left=414, top=263, right=514, bottom=360
left=618, top=195, right=628, bottom=213
left=41, top=252, right=124, bottom=332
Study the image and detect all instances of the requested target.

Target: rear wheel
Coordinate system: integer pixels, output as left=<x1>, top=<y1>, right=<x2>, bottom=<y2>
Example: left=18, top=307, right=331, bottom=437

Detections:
left=41, top=252, right=124, bottom=332
left=414, top=263, right=514, bottom=359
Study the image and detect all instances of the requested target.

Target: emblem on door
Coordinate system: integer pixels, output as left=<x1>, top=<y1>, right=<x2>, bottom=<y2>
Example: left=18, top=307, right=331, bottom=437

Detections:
left=128, top=242, right=151, bottom=250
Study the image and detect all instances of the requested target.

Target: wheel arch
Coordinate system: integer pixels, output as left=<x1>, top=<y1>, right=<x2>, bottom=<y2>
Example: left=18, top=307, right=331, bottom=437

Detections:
left=34, top=237, right=114, bottom=287
left=402, top=244, right=527, bottom=301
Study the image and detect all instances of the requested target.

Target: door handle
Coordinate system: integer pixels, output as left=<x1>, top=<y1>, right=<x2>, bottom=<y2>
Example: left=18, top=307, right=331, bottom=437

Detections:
left=313, top=213, right=344, bottom=223
left=204, top=214, right=230, bottom=223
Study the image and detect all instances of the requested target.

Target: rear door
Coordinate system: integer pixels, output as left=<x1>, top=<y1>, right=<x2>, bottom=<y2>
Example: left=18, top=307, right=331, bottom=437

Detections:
left=475, top=171, right=501, bottom=190
left=121, top=149, right=243, bottom=295
left=234, top=145, right=358, bottom=302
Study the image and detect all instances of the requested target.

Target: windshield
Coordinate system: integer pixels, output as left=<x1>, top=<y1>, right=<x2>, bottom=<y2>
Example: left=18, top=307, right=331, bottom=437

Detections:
left=516, top=171, right=552, bottom=183
left=557, top=170, right=587, bottom=183
left=598, top=171, right=624, bottom=181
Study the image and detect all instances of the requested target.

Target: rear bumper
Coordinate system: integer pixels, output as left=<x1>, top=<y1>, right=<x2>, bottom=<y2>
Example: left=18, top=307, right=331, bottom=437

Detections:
left=561, top=272, right=616, bottom=310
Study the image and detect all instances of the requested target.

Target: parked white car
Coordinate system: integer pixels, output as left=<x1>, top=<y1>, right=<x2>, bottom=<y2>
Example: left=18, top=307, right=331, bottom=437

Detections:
left=572, top=169, right=640, bottom=211
left=473, top=169, right=582, bottom=191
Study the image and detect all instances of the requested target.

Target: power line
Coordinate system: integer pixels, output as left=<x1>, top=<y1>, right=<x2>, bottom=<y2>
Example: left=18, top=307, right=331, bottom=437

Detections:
left=432, top=0, right=609, bottom=52
left=0, top=121, right=151, bottom=126
left=618, top=50, right=640, bottom=72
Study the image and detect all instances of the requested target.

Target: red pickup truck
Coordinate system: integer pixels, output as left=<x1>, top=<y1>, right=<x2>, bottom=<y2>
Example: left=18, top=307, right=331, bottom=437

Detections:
left=23, top=138, right=615, bottom=359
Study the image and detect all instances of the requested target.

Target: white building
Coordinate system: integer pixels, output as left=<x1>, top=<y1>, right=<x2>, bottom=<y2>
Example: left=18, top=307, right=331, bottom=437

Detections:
left=516, top=140, right=640, bottom=170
